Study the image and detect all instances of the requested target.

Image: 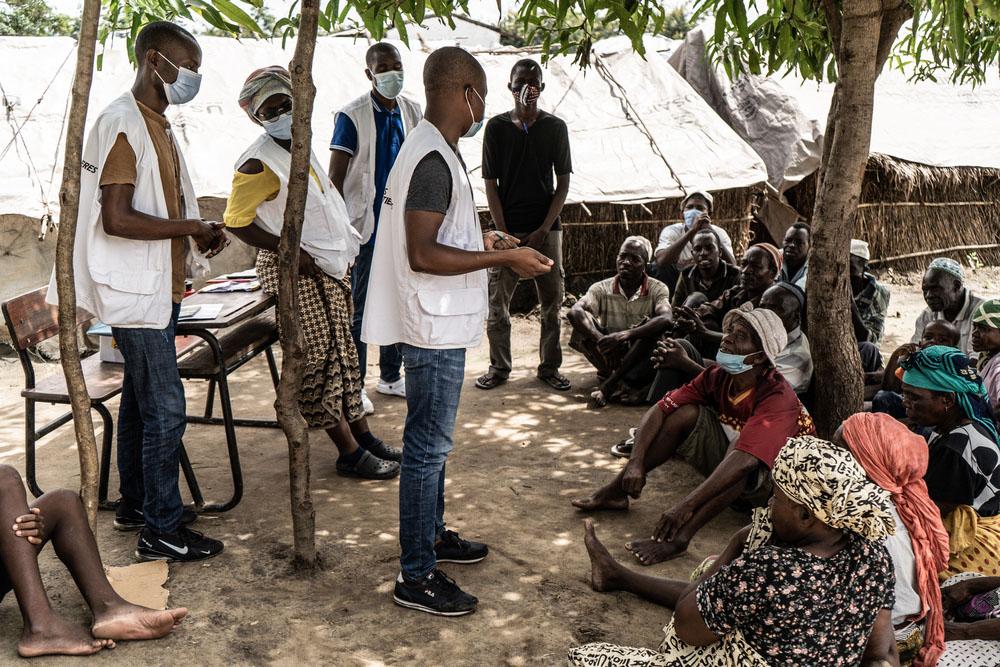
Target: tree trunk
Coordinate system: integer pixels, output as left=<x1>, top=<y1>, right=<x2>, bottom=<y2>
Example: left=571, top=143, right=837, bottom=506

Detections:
left=807, top=0, right=911, bottom=436
left=276, top=0, right=320, bottom=569
left=54, top=0, right=102, bottom=530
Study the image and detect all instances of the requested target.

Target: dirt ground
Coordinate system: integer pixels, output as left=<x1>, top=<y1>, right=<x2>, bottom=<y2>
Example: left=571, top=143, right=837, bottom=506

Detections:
left=1, top=267, right=998, bottom=666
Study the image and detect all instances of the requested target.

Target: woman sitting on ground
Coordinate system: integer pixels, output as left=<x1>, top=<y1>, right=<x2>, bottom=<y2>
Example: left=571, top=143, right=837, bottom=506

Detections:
left=569, top=435, right=898, bottom=666
left=223, top=67, right=400, bottom=480
left=899, top=345, right=1000, bottom=576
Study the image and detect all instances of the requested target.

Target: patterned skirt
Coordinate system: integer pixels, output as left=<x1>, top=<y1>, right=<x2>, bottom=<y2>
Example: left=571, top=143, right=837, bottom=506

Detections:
left=257, top=250, right=364, bottom=429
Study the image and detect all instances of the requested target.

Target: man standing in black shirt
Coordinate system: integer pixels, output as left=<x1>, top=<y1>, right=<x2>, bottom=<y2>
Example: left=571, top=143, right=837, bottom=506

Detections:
left=476, top=58, right=573, bottom=392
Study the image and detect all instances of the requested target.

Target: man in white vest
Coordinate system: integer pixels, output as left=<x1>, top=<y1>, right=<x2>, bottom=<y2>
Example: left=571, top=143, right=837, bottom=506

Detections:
left=363, top=46, right=553, bottom=616
left=53, top=22, right=226, bottom=562
left=330, top=42, right=422, bottom=415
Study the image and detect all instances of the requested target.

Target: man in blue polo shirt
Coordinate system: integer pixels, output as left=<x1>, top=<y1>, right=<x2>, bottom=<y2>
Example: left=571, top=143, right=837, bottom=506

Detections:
left=330, top=42, right=422, bottom=414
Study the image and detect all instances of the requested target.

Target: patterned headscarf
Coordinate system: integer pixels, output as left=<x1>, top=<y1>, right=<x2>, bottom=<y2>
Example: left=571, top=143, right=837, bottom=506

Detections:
left=900, top=345, right=999, bottom=445
left=928, top=257, right=965, bottom=282
left=842, top=413, right=949, bottom=667
left=754, top=242, right=783, bottom=278
left=973, top=299, right=1000, bottom=330
left=238, top=66, right=292, bottom=121
left=772, top=435, right=895, bottom=542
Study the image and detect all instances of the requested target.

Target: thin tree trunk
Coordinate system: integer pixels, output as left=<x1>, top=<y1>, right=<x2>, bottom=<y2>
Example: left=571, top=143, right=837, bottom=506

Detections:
left=275, top=0, right=320, bottom=569
left=807, top=0, right=911, bottom=436
left=55, top=0, right=102, bottom=530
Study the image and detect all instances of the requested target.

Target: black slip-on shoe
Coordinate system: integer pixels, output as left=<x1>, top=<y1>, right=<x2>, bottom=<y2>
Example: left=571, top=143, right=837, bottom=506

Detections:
left=392, top=569, right=478, bottom=616
left=435, top=529, right=489, bottom=564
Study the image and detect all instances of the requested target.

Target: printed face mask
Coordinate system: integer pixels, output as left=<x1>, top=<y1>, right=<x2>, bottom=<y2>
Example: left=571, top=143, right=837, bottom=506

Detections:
left=513, top=84, right=540, bottom=106
left=373, top=70, right=405, bottom=99
left=154, top=51, right=202, bottom=105
left=715, top=350, right=758, bottom=374
left=463, top=86, right=485, bottom=139
left=262, top=112, right=293, bottom=141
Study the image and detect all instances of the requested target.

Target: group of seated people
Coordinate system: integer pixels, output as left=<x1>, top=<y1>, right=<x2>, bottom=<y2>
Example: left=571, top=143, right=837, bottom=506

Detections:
left=564, top=206, right=1000, bottom=665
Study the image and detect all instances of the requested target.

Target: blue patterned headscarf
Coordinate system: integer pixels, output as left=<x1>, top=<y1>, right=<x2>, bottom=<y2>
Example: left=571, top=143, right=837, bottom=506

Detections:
left=901, top=345, right=998, bottom=444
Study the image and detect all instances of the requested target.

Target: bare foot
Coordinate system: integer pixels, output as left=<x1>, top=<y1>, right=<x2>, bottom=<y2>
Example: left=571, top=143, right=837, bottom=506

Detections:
left=588, top=390, right=608, bottom=410
left=18, top=616, right=115, bottom=658
left=626, top=538, right=688, bottom=566
left=572, top=487, right=629, bottom=512
left=92, top=602, right=188, bottom=641
left=583, top=519, right=624, bottom=592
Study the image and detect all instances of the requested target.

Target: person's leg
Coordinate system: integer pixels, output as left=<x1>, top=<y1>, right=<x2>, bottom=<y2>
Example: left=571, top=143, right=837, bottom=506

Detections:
left=597, top=337, right=656, bottom=398
left=858, top=341, right=884, bottom=373
left=568, top=320, right=613, bottom=378
left=536, top=230, right=565, bottom=379
left=379, top=344, right=403, bottom=385
left=484, top=266, right=519, bottom=381
left=0, top=466, right=112, bottom=657
left=350, top=239, right=375, bottom=382
left=112, top=341, right=144, bottom=510
left=24, top=489, right=187, bottom=640
left=398, top=345, right=466, bottom=581
left=112, top=305, right=186, bottom=534
left=645, top=339, right=704, bottom=402
left=571, top=403, right=701, bottom=511
left=582, top=519, right=689, bottom=608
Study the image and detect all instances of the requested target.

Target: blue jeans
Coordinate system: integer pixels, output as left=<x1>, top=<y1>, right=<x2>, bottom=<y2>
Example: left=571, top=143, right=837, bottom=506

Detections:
left=112, top=303, right=186, bottom=534
left=398, top=344, right=466, bottom=580
left=351, top=239, right=403, bottom=383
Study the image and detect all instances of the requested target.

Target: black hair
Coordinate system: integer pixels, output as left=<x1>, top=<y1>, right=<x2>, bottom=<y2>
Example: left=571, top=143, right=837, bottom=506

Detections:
left=510, top=58, right=542, bottom=80
left=789, top=221, right=811, bottom=239
left=423, top=46, right=484, bottom=95
left=135, top=21, right=197, bottom=62
left=366, top=42, right=400, bottom=68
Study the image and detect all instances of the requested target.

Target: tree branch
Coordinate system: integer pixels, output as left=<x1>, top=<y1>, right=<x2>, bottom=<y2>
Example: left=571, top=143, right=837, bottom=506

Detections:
left=820, top=0, right=843, bottom=59
left=874, top=0, right=912, bottom=72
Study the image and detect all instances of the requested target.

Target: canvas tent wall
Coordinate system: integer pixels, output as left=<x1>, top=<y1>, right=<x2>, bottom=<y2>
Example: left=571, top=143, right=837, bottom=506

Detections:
left=0, top=34, right=767, bottom=304
left=668, top=27, right=1000, bottom=271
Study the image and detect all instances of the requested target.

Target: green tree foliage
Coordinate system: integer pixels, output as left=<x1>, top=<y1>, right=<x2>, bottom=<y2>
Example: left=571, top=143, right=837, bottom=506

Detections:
left=499, top=6, right=692, bottom=48
left=0, top=0, right=79, bottom=36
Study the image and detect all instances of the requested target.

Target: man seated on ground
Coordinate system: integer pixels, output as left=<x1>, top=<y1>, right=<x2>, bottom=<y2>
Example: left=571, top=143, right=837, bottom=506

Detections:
left=649, top=283, right=813, bottom=400
left=870, top=320, right=961, bottom=419
left=671, top=243, right=781, bottom=360
left=569, top=435, right=897, bottom=667
left=913, top=257, right=985, bottom=359
left=572, top=304, right=815, bottom=566
left=850, top=239, right=892, bottom=373
left=568, top=236, right=672, bottom=407
left=779, top=222, right=810, bottom=288
left=972, top=300, right=1000, bottom=416
left=670, top=229, right=739, bottom=308
left=653, top=190, right=737, bottom=293
left=0, top=465, right=187, bottom=657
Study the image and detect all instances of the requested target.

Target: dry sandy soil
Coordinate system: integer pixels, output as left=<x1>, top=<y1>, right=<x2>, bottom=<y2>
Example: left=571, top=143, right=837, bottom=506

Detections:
left=0, top=267, right=997, bottom=666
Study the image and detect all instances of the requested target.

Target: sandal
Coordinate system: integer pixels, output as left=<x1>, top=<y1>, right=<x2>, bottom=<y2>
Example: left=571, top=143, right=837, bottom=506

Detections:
left=476, top=372, right=507, bottom=390
left=588, top=389, right=608, bottom=409
left=611, top=427, right=638, bottom=459
left=539, top=372, right=571, bottom=391
left=336, top=450, right=400, bottom=480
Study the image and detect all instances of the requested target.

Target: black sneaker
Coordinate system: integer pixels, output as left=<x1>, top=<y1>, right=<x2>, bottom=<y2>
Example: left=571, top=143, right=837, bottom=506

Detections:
left=435, top=529, right=489, bottom=564
left=136, top=526, right=224, bottom=562
left=364, top=438, right=402, bottom=463
left=114, top=504, right=198, bottom=532
left=393, top=569, right=478, bottom=616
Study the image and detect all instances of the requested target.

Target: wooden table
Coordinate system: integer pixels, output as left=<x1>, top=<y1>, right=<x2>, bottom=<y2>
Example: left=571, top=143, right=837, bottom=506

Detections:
left=175, top=288, right=279, bottom=512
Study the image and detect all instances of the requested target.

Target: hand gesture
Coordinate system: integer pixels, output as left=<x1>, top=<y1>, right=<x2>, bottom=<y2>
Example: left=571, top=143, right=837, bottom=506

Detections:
left=693, top=213, right=712, bottom=232
left=597, top=331, right=630, bottom=356
left=652, top=338, right=686, bottom=369
left=673, top=305, right=707, bottom=335
left=13, top=507, right=46, bottom=545
left=653, top=502, right=694, bottom=542
left=507, top=247, right=554, bottom=278
left=896, top=343, right=920, bottom=360
left=522, top=229, right=548, bottom=251
left=484, top=230, right=520, bottom=251
left=621, top=460, right=647, bottom=498
left=191, top=220, right=226, bottom=255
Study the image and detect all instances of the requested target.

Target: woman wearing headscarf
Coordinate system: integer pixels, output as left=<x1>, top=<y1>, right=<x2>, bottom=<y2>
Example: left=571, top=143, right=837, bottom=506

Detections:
left=568, top=436, right=898, bottom=666
left=900, top=345, right=1000, bottom=576
left=839, top=412, right=951, bottom=666
left=971, top=300, right=1000, bottom=416
left=222, top=67, right=400, bottom=479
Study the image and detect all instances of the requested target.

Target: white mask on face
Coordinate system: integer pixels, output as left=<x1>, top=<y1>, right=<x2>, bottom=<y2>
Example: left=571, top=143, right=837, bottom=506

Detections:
left=154, top=51, right=202, bottom=105
left=463, top=86, right=484, bottom=139
left=372, top=70, right=405, bottom=99
left=262, top=112, right=293, bottom=141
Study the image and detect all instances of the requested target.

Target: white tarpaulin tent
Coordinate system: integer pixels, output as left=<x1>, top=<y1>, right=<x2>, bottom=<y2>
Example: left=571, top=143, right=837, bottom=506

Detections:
left=0, top=34, right=767, bottom=222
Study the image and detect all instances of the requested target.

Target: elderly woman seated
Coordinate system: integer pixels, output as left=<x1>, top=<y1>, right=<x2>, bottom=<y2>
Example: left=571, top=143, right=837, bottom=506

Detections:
left=568, top=435, right=899, bottom=666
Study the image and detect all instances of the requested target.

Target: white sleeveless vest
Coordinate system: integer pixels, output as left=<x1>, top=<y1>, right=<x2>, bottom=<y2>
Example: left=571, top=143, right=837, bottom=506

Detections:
left=235, top=134, right=360, bottom=280
left=362, top=120, right=487, bottom=350
left=336, top=93, right=422, bottom=244
left=47, top=91, right=208, bottom=328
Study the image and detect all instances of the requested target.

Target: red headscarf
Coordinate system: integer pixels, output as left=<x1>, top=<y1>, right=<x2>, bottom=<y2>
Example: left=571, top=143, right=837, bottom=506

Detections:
left=842, top=412, right=950, bottom=667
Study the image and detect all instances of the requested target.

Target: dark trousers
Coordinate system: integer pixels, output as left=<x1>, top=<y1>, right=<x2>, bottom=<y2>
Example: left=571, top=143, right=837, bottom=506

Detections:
left=351, top=238, right=403, bottom=383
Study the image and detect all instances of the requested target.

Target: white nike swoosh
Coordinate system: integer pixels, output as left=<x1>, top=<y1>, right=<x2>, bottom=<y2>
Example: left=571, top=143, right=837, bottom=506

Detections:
left=158, top=539, right=189, bottom=555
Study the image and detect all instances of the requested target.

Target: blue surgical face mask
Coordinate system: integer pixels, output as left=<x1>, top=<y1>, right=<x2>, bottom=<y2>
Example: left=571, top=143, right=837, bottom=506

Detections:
left=154, top=51, right=202, bottom=105
left=715, top=350, right=758, bottom=374
left=262, top=112, right=292, bottom=141
left=463, top=86, right=484, bottom=139
left=372, top=70, right=405, bottom=99
left=683, top=208, right=701, bottom=230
